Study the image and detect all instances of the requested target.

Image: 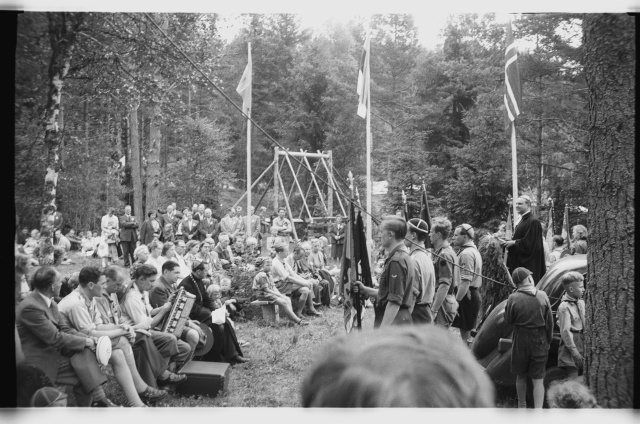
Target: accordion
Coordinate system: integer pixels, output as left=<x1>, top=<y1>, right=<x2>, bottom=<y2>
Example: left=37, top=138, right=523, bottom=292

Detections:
left=160, top=288, right=196, bottom=336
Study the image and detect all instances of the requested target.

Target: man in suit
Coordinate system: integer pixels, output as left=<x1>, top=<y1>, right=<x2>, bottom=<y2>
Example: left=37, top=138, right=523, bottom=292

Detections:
left=159, top=204, right=178, bottom=231
left=180, top=210, right=200, bottom=242
left=198, top=208, right=220, bottom=242
left=119, top=205, right=139, bottom=267
left=220, top=207, right=240, bottom=243
left=16, top=265, right=115, bottom=407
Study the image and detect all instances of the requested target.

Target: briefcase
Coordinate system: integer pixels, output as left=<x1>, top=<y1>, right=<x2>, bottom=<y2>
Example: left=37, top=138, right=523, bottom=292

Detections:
left=176, top=361, right=231, bottom=398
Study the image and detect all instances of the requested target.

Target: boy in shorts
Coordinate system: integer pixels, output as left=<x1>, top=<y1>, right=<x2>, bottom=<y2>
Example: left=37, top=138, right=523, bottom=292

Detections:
left=556, top=271, right=585, bottom=379
left=505, top=267, right=553, bottom=408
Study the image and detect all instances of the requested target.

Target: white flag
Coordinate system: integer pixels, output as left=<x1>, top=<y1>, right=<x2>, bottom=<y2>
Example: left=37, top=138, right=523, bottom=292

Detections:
left=236, top=43, right=252, bottom=116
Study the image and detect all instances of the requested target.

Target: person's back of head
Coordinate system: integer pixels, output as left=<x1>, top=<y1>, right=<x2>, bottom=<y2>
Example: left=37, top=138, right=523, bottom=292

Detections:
left=78, top=266, right=102, bottom=287
left=547, top=379, right=598, bottom=408
left=301, top=325, right=494, bottom=407
left=381, top=215, right=407, bottom=240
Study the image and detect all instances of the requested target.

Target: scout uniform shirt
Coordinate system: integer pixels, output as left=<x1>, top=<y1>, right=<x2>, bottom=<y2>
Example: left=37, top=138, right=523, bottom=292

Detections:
left=433, top=241, right=459, bottom=295
left=377, top=244, right=417, bottom=324
left=556, top=293, right=585, bottom=368
left=457, top=241, right=482, bottom=289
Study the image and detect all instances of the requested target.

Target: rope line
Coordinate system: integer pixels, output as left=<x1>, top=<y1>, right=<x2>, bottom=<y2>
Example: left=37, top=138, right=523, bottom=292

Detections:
left=143, top=13, right=561, bottom=301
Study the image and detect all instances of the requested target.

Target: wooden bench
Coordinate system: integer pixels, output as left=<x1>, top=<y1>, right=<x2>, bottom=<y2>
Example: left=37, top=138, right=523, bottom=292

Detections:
left=250, top=300, right=280, bottom=323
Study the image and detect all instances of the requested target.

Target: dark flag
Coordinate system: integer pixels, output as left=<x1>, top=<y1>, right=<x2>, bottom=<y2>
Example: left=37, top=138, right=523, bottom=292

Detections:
left=420, top=184, right=433, bottom=250
left=340, top=204, right=373, bottom=333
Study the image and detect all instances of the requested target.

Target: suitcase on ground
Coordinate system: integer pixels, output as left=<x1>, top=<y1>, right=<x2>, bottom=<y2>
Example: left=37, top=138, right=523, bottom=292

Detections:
left=177, top=361, right=231, bottom=398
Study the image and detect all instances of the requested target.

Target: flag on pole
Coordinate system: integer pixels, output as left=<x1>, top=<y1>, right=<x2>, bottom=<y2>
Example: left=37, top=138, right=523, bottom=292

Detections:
left=236, top=44, right=252, bottom=115
left=545, top=205, right=554, bottom=249
left=504, top=21, right=522, bottom=129
left=356, top=34, right=370, bottom=119
left=420, top=184, right=432, bottom=250
left=340, top=174, right=373, bottom=333
left=562, top=204, right=571, bottom=251
left=504, top=207, right=513, bottom=265
left=401, top=190, right=409, bottom=221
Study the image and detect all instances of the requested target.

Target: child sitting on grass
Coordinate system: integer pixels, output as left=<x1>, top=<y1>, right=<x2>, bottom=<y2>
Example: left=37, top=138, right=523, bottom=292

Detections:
left=251, top=257, right=309, bottom=326
left=557, top=271, right=586, bottom=379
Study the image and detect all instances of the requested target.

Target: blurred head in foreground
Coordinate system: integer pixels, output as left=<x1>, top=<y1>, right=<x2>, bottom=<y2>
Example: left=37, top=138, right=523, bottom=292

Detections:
left=547, top=379, right=598, bottom=408
left=300, top=325, right=495, bottom=407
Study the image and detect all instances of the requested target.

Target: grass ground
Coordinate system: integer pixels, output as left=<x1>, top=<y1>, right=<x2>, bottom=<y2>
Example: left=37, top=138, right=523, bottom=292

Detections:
left=56, top=251, right=517, bottom=408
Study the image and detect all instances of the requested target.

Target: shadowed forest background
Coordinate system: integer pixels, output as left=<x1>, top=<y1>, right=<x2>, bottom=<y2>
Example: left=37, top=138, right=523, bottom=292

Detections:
left=15, top=13, right=588, bottom=233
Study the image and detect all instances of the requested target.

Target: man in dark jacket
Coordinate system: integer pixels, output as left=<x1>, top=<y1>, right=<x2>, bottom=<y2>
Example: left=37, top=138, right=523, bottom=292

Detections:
left=178, top=261, right=247, bottom=364
left=503, top=195, right=546, bottom=284
left=198, top=208, right=220, bottom=242
left=16, top=266, right=114, bottom=406
left=119, top=205, right=139, bottom=267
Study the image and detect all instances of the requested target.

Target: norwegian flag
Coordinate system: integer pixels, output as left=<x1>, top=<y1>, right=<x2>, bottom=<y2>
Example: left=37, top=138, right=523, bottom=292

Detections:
left=504, top=21, right=522, bottom=128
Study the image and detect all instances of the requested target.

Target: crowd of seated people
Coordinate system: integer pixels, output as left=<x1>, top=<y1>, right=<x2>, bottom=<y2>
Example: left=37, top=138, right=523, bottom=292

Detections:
left=13, top=202, right=359, bottom=408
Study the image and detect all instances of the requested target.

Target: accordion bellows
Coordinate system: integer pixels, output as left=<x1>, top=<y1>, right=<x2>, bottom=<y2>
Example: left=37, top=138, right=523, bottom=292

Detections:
left=161, top=287, right=196, bottom=336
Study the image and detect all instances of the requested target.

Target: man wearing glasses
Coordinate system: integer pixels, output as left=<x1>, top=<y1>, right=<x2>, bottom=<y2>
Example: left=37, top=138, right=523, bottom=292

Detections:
left=452, top=224, right=483, bottom=345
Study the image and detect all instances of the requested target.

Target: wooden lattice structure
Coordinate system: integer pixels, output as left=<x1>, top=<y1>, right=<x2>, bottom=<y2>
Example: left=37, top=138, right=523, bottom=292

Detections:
left=233, top=148, right=347, bottom=241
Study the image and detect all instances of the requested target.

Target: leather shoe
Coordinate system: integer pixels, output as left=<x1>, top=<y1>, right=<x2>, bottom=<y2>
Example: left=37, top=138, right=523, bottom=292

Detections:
left=138, top=386, right=168, bottom=403
left=305, top=310, right=322, bottom=317
left=91, top=398, right=118, bottom=407
left=158, top=372, right=187, bottom=386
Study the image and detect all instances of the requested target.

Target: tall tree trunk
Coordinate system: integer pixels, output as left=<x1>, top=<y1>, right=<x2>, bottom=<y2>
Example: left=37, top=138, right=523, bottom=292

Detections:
left=130, top=99, right=144, bottom=224
left=583, top=13, right=635, bottom=408
left=42, top=12, right=83, bottom=210
left=145, top=107, right=161, bottom=215
left=38, top=12, right=83, bottom=264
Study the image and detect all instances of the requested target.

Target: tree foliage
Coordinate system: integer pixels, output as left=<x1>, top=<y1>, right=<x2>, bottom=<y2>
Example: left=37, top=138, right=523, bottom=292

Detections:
left=15, top=12, right=589, bottom=236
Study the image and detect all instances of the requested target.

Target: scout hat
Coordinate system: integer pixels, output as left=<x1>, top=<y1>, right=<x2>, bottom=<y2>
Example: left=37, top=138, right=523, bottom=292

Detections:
left=30, top=387, right=68, bottom=407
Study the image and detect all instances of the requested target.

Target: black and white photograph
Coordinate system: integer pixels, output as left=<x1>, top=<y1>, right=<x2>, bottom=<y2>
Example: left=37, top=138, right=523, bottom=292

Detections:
left=9, top=0, right=636, bottom=415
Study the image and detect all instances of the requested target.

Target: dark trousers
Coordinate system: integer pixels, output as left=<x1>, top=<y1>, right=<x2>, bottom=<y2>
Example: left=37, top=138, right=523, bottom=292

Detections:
left=67, top=348, right=108, bottom=406
left=317, top=270, right=335, bottom=306
left=200, top=319, right=242, bottom=363
left=133, top=333, right=169, bottom=389
left=121, top=240, right=136, bottom=267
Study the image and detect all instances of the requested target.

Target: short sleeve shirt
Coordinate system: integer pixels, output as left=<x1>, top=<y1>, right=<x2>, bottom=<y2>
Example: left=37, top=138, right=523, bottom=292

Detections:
left=457, top=241, right=483, bottom=288
left=410, top=246, right=436, bottom=305
left=57, top=287, right=103, bottom=334
left=120, top=284, right=153, bottom=327
left=378, top=244, right=416, bottom=308
left=433, top=242, right=459, bottom=295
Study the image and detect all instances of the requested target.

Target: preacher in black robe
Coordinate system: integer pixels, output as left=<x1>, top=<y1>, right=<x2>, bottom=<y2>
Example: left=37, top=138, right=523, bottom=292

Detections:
left=506, top=211, right=546, bottom=284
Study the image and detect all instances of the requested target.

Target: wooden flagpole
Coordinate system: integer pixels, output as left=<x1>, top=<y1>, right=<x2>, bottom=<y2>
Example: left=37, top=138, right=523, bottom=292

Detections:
left=511, top=122, right=518, bottom=225
left=365, top=49, right=372, bottom=247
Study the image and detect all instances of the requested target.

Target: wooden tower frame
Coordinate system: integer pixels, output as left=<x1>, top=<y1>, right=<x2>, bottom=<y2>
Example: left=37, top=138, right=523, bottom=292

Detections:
left=233, top=148, right=346, bottom=241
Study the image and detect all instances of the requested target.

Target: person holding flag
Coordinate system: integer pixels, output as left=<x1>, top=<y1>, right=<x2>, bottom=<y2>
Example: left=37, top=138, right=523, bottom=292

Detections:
left=354, top=216, right=416, bottom=328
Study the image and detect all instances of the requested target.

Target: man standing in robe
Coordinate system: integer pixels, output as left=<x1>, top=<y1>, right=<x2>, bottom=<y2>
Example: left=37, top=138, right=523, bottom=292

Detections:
left=503, top=195, right=546, bottom=284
